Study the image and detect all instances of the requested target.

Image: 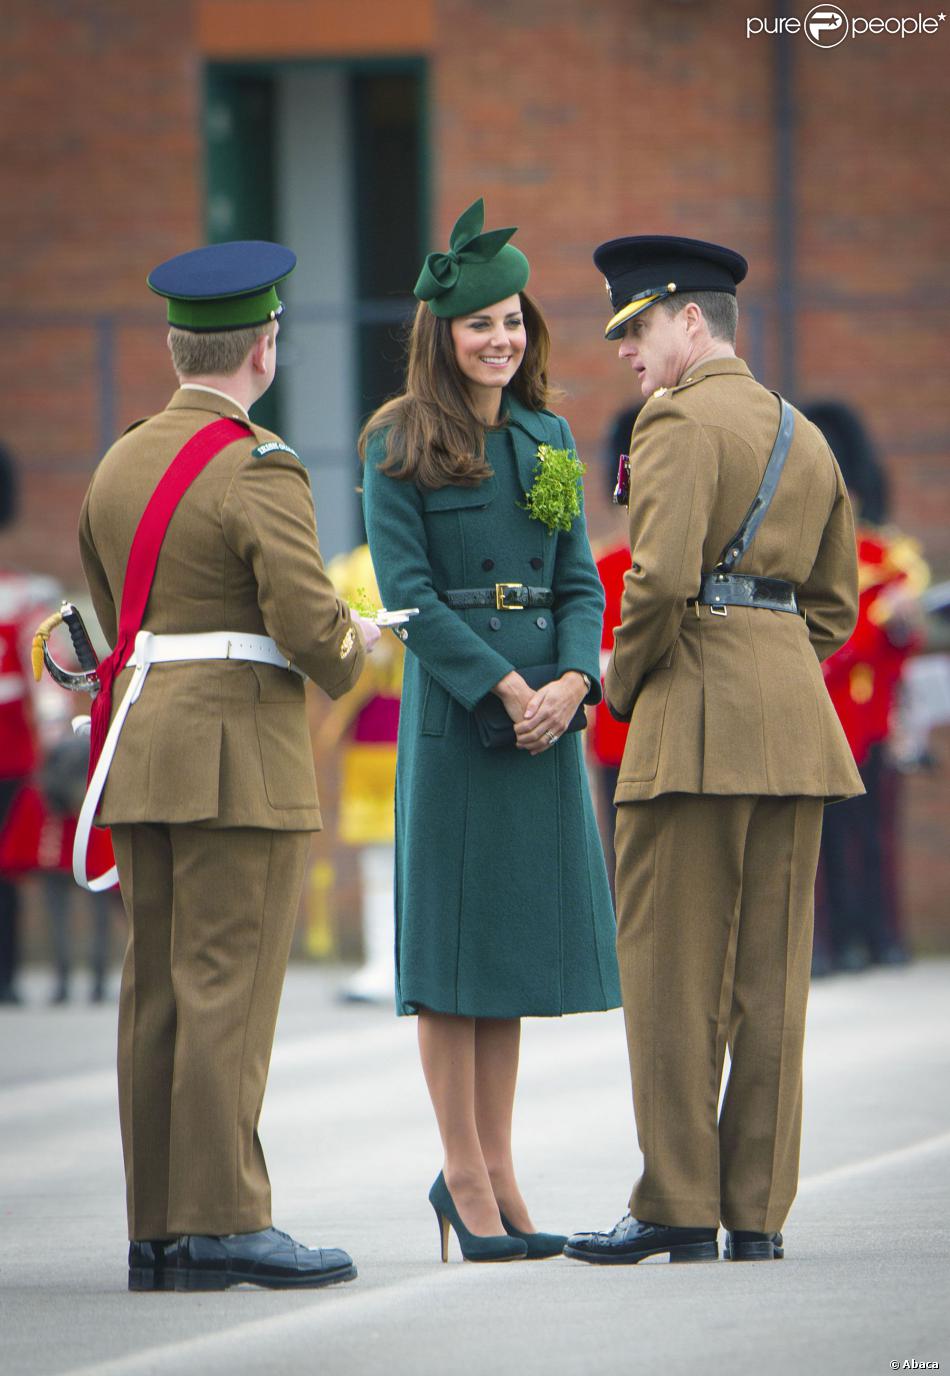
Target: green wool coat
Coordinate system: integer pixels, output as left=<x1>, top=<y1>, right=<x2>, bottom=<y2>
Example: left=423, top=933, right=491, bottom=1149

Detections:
left=362, top=394, right=621, bottom=1018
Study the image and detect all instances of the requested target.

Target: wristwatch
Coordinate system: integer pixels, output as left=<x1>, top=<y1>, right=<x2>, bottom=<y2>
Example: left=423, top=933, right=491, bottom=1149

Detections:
left=580, top=672, right=592, bottom=693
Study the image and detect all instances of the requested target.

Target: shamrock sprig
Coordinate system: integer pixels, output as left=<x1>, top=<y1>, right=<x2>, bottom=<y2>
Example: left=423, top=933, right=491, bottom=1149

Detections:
left=350, top=586, right=381, bottom=618
left=521, top=444, right=585, bottom=534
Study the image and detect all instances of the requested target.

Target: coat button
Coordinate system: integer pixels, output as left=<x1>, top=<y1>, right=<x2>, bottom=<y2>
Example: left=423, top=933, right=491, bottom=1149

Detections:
left=489, top=616, right=501, bottom=631
left=482, top=558, right=495, bottom=571
left=535, top=616, right=548, bottom=629
left=529, top=557, right=543, bottom=571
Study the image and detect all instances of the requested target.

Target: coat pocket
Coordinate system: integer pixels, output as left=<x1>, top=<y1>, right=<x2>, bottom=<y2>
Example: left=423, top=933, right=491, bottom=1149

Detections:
left=420, top=477, right=496, bottom=512
left=112, top=682, right=223, bottom=823
left=619, top=666, right=675, bottom=783
left=420, top=672, right=451, bottom=737
left=254, top=703, right=318, bottom=809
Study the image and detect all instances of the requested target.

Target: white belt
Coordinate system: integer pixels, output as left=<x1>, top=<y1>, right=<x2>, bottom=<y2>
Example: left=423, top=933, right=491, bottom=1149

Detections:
left=74, top=630, right=300, bottom=892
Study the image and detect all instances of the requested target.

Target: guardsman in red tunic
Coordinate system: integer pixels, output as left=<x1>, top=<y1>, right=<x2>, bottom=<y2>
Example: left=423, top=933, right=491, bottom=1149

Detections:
left=805, top=401, right=928, bottom=970
left=0, top=444, right=62, bottom=1003
left=589, top=405, right=643, bottom=884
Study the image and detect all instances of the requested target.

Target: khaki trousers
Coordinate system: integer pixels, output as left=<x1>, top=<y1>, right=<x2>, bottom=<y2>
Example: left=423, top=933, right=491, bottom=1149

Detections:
left=110, top=823, right=310, bottom=1240
left=614, top=793, right=823, bottom=1233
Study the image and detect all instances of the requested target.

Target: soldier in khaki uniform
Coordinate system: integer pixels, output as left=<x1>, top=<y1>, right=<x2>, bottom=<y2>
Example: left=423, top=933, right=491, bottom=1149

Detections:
left=78, top=242, right=378, bottom=1290
left=566, top=237, right=863, bottom=1267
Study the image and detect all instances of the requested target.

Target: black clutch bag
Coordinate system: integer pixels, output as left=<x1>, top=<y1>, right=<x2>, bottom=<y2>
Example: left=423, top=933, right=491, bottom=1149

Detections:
left=472, top=663, right=588, bottom=749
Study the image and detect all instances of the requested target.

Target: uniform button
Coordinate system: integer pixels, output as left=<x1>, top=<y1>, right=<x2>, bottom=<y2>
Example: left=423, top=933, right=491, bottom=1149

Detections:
left=482, top=558, right=495, bottom=571
left=489, top=616, right=501, bottom=631
left=529, top=557, right=543, bottom=571
left=535, top=616, right=548, bottom=629
left=632, top=562, right=642, bottom=573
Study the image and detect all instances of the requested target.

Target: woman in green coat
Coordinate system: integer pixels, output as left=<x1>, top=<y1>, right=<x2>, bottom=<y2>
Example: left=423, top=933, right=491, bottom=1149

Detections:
left=361, top=200, right=620, bottom=1264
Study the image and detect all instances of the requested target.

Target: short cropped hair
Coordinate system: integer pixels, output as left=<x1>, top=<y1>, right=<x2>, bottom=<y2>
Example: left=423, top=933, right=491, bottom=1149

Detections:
left=661, top=290, right=738, bottom=345
left=168, top=323, right=273, bottom=377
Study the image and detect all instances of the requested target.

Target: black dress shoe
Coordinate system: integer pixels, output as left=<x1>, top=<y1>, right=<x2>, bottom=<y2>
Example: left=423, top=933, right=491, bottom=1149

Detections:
left=564, top=1214, right=718, bottom=1265
left=175, top=1227, right=357, bottom=1291
left=128, top=1238, right=178, bottom=1292
left=724, top=1230, right=784, bottom=1261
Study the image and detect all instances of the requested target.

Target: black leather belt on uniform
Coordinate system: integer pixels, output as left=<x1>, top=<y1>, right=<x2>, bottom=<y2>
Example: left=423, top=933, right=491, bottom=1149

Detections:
left=688, top=573, right=799, bottom=616
left=686, top=396, right=800, bottom=618
left=441, top=584, right=554, bottom=612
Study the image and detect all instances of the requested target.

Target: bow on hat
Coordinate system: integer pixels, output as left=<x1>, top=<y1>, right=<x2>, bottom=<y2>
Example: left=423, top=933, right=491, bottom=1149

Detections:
left=414, top=199, right=517, bottom=303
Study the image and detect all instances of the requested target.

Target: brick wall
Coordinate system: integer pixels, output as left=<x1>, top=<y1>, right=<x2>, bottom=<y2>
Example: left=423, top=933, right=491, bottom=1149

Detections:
left=435, top=0, right=949, bottom=554
left=1, top=0, right=202, bottom=584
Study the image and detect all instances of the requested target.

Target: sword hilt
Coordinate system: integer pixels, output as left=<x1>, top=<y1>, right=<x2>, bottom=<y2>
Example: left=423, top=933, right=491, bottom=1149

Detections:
left=61, top=603, right=99, bottom=673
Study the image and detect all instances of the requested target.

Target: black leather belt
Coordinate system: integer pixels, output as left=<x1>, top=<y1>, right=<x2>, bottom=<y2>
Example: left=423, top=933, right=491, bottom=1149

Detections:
left=688, top=574, right=799, bottom=616
left=441, top=584, right=554, bottom=612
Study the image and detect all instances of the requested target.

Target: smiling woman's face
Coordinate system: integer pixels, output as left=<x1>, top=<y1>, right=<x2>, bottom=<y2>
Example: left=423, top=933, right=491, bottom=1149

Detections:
left=450, top=295, right=527, bottom=399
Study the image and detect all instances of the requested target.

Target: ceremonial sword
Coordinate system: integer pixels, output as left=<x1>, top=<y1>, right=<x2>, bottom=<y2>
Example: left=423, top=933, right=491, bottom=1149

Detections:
left=32, top=603, right=421, bottom=690
left=32, top=602, right=101, bottom=694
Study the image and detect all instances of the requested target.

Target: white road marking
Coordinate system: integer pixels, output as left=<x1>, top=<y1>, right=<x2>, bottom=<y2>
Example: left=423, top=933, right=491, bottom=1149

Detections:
left=53, top=1128, right=950, bottom=1376
left=798, top=1128, right=950, bottom=1192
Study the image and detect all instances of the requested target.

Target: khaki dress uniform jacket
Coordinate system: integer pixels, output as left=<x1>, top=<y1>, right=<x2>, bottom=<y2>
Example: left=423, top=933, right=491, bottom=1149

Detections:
left=79, top=387, right=365, bottom=1239
left=606, top=357, right=862, bottom=800
left=606, top=358, right=862, bottom=1235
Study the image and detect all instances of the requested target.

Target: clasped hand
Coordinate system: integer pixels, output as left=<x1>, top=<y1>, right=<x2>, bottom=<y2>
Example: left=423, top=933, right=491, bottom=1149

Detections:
left=493, top=670, right=588, bottom=755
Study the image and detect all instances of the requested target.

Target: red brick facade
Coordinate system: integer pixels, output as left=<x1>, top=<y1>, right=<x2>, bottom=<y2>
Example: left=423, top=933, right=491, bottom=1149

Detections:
left=2, top=0, right=947, bottom=944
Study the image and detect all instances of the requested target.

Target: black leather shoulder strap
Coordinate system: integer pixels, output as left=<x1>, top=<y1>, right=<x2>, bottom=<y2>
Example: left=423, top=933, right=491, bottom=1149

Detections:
left=714, top=393, right=795, bottom=574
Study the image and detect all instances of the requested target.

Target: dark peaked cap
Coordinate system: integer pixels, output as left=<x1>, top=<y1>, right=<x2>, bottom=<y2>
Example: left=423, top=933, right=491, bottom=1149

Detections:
left=593, top=235, right=748, bottom=340
left=148, top=240, right=296, bottom=332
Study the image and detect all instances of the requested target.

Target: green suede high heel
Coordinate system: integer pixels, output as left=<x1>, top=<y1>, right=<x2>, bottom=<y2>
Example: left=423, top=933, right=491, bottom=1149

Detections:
left=500, top=1211, right=567, bottom=1259
left=429, top=1173, right=527, bottom=1263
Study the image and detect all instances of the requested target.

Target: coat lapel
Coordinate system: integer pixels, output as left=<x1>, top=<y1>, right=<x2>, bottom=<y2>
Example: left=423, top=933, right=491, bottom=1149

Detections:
left=504, top=392, right=551, bottom=494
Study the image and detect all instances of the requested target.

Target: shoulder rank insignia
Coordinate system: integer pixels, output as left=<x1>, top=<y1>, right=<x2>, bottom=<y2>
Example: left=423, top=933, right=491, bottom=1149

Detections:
left=251, top=440, right=301, bottom=461
left=651, top=387, right=669, bottom=399
left=339, top=627, right=356, bottom=660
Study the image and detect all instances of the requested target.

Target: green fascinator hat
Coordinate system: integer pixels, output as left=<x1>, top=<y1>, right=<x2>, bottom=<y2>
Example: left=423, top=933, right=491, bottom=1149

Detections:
left=414, top=198, right=530, bottom=318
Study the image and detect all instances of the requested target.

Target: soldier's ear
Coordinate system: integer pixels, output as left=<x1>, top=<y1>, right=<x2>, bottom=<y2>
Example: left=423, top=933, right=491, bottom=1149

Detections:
left=681, top=302, right=705, bottom=335
left=249, top=330, right=271, bottom=375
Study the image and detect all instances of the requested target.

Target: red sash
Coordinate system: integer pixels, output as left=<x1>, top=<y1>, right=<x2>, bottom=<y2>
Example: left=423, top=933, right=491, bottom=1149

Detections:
left=88, top=417, right=251, bottom=782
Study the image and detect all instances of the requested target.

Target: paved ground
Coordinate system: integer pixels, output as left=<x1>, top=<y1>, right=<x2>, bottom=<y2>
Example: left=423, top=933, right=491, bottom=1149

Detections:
left=1, top=958, right=948, bottom=1376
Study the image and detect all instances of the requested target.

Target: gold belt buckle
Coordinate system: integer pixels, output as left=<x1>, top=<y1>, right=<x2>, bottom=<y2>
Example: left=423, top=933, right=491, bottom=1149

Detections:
left=495, top=582, right=525, bottom=610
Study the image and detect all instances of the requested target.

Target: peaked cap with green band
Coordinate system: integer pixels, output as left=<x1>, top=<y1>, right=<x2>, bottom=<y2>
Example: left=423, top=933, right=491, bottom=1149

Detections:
left=414, top=199, right=530, bottom=318
left=147, top=240, right=297, bottom=333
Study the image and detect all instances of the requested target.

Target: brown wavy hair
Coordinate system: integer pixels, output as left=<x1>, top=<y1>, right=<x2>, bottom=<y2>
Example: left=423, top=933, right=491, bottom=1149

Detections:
left=358, top=291, right=559, bottom=489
